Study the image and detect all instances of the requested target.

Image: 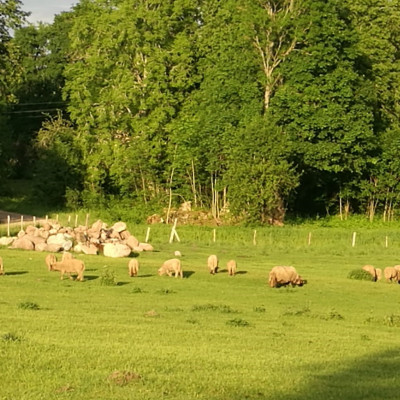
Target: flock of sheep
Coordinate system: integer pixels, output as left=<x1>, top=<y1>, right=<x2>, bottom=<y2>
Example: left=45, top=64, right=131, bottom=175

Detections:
left=362, top=264, right=400, bottom=283
left=0, top=251, right=300, bottom=287
left=2, top=251, right=398, bottom=287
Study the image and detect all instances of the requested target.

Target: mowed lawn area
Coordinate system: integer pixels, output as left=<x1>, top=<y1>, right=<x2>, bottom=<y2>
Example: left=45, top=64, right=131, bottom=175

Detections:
left=1, top=225, right=400, bottom=399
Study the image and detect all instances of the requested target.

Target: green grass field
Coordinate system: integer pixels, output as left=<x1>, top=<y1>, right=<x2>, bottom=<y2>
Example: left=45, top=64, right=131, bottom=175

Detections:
left=1, top=224, right=400, bottom=399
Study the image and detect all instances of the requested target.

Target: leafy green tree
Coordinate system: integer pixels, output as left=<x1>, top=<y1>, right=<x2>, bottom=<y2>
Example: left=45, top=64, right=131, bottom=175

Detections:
left=0, top=0, right=28, bottom=184
left=269, top=0, right=376, bottom=215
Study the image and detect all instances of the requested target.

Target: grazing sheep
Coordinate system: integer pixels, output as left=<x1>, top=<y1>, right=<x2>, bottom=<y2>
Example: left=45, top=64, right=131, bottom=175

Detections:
left=0, top=256, right=3, bottom=275
left=376, top=268, right=382, bottom=281
left=207, top=254, right=218, bottom=275
left=49, top=259, right=85, bottom=281
left=128, top=258, right=139, bottom=277
left=45, top=254, right=57, bottom=271
left=269, top=266, right=304, bottom=288
left=158, top=258, right=183, bottom=279
left=384, top=267, right=400, bottom=283
left=362, top=265, right=377, bottom=281
left=227, top=259, right=237, bottom=276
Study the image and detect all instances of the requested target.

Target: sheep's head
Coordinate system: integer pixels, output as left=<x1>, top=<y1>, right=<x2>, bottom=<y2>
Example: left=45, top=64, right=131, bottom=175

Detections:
left=295, top=276, right=305, bottom=286
left=157, top=267, right=165, bottom=276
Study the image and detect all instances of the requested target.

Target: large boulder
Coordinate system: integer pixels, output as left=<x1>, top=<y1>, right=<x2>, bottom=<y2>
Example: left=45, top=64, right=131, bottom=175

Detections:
left=0, top=237, right=15, bottom=246
left=111, top=221, right=127, bottom=233
left=125, top=235, right=140, bottom=249
left=103, top=243, right=131, bottom=258
left=80, top=244, right=98, bottom=255
left=12, top=236, right=35, bottom=250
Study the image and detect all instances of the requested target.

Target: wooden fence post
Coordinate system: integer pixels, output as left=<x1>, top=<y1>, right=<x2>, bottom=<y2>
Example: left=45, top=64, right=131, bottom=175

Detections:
left=352, top=232, right=357, bottom=247
left=253, top=230, right=257, bottom=245
left=7, top=215, right=10, bottom=237
left=145, top=227, right=151, bottom=243
left=308, top=232, right=312, bottom=246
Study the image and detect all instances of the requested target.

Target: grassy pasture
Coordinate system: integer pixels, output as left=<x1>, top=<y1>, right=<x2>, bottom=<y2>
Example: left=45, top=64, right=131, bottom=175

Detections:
left=1, top=224, right=400, bottom=399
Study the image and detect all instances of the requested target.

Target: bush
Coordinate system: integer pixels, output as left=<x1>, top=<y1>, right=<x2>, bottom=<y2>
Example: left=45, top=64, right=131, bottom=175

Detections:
left=348, top=269, right=375, bottom=281
left=18, top=301, right=40, bottom=310
left=99, top=269, right=117, bottom=286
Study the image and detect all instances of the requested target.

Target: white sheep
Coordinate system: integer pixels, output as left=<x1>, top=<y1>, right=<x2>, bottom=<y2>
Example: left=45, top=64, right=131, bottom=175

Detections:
left=227, top=259, right=237, bottom=276
left=49, top=258, right=85, bottom=281
left=384, top=267, right=400, bottom=283
left=45, top=254, right=57, bottom=271
left=207, top=254, right=218, bottom=275
left=128, top=258, right=139, bottom=277
left=158, top=258, right=183, bottom=279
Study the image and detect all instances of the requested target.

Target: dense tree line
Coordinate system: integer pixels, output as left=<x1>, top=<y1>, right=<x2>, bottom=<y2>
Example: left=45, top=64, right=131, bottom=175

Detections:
left=1, top=0, right=400, bottom=223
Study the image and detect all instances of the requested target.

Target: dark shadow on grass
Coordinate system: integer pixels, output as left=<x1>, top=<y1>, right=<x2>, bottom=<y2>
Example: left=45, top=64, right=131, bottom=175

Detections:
left=85, top=268, right=98, bottom=272
left=279, top=348, right=400, bottom=400
left=4, top=271, right=28, bottom=276
left=221, top=348, right=400, bottom=400
left=235, top=271, right=247, bottom=275
left=219, top=269, right=228, bottom=273
left=83, top=275, right=98, bottom=281
left=183, top=271, right=195, bottom=278
left=133, top=274, right=154, bottom=278
left=116, top=282, right=129, bottom=286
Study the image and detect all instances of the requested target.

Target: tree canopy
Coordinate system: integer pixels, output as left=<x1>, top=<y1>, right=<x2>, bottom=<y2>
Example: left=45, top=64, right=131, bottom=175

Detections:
left=2, top=0, right=400, bottom=223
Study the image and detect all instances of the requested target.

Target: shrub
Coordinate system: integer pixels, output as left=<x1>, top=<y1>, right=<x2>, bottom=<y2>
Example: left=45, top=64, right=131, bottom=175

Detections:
left=100, top=269, right=117, bottom=286
left=347, top=269, right=375, bottom=281
left=226, top=318, right=251, bottom=327
left=18, top=301, right=40, bottom=310
left=2, top=332, right=22, bottom=342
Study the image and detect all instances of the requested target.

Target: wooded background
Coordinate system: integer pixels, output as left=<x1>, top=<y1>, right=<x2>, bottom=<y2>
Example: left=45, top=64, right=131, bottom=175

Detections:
left=1, top=0, right=400, bottom=224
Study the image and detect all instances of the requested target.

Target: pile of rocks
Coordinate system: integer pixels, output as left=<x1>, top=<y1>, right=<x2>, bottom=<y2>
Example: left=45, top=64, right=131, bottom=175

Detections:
left=0, top=220, right=153, bottom=258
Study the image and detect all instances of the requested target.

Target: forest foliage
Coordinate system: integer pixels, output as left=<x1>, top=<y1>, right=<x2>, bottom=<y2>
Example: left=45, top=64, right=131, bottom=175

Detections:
left=1, top=0, right=400, bottom=224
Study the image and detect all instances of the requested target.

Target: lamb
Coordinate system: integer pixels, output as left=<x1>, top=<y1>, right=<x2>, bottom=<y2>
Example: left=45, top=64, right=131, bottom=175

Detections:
left=0, top=256, right=3, bottom=275
left=384, top=267, right=400, bottom=283
left=268, top=266, right=304, bottom=288
left=362, top=265, right=378, bottom=281
left=158, top=258, right=183, bottom=278
left=128, top=258, right=139, bottom=277
left=207, top=254, right=218, bottom=275
left=45, top=254, right=57, bottom=271
left=227, top=259, right=237, bottom=276
left=49, top=258, right=85, bottom=281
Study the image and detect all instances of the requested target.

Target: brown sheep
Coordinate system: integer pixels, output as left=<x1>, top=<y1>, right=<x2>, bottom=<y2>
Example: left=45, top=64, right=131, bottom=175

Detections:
left=0, top=256, right=3, bottom=275
left=49, top=259, right=85, bottom=281
left=227, top=259, right=237, bottom=276
left=384, top=267, right=400, bottom=283
left=158, top=258, right=183, bottom=279
left=207, top=254, right=218, bottom=275
left=362, top=265, right=377, bottom=281
left=45, top=254, right=57, bottom=271
left=269, top=266, right=304, bottom=288
left=128, top=258, right=139, bottom=277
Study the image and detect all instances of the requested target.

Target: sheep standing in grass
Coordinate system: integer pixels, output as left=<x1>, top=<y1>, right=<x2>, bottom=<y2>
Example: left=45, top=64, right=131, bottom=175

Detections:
left=362, top=265, right=378, bottom=281
left=45, top=254, right=57, bottom=271
left=128, top=259, right=139, bottom=277
left=207, top=255, right=218, bottom=275
left=384, top=267, right=400, bottom=283
left=376, top=268, right=382, bottom=281
left=49, top=258, right=85, bottom=281
left=158, top=258, right=183, bottom=278
left=227, top=260, right=237, bottom=276
left=0, top=256, right=3, bottom=275
left=269, top=266, right=304, bottom=288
